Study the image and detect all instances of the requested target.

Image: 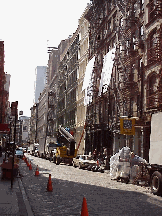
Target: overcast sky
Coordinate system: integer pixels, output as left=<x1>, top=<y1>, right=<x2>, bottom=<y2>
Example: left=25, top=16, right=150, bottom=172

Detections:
left=0, top=0, right=90, bottom=117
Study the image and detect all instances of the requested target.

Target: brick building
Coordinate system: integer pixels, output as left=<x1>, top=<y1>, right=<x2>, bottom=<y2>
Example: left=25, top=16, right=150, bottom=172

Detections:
left=83, top=0, right=162, bottom=162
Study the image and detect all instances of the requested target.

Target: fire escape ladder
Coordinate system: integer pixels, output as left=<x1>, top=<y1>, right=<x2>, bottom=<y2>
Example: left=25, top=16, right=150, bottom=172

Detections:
left=116, top=0, right=126, bottom=14
left=114, top=0, right=141, bottom=117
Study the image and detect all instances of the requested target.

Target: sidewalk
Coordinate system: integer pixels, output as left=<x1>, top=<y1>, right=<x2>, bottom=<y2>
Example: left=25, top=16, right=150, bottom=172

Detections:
left=0, top=152, right=34, bottom=216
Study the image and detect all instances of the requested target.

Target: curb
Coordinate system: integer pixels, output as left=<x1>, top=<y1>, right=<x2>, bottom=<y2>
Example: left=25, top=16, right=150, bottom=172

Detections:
left=18, top=170, right=34, bottom=216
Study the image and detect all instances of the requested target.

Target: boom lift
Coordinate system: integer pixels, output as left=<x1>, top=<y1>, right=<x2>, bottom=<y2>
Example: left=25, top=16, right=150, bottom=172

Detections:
left=53, top=126, right=77, bottom=165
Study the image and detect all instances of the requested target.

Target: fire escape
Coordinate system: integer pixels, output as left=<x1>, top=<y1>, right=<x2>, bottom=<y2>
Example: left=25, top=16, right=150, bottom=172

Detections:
left=146, top=0, right=162, bottom=111
left=114, top=0, right=142, bottom=119
left=85, top=0, right=114, bottom=154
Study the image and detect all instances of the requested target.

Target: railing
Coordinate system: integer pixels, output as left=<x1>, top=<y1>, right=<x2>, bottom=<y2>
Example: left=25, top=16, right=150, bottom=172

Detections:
left=147, top=91, right=162, bottom=109
left=148, top=0, right=162, bottom=22
left=147, top=46, right=161, bottom=64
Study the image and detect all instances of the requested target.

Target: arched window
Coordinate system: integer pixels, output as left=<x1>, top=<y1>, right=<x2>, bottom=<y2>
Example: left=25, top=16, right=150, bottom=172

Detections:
left=148, top=29, right=157, bottom=63
left=147, top=73, right=157, bottom=108
left=149, top=75, right=156, bottom=95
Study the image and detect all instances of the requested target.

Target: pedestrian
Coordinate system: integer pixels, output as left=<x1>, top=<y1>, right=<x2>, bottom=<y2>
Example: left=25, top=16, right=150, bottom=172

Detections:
left=103, top=147, right=107, bottom=158
left=98, top=152, right=104, bottom=164
left=92, top=149, right=97, bottom=160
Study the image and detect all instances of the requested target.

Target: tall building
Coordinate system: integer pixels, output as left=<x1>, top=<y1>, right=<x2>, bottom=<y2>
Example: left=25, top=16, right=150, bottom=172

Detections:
left=29, top=103, right=38, bottom=145
left=76, top=5, right=90, bottom=155
left=34, top=66, right=47, bottom=103
left=0, top=41, right=6, bottom=124
left=37, top=87, right=48, bottom=155
left=19, top=116, right=30, bottom=144
left=46, top=48, right=59, bottom=140
left=57, top=30, right=79, bottom=142
left=4, top=73, right=11, bottom=123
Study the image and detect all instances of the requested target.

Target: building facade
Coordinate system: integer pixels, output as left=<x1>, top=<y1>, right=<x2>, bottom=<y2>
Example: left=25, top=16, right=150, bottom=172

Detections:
left=19, top=116, right=30, bottom=145
left=84, top=0, right=162, bottom=162
left=29, top=103, right=38, bottom=145
left=57, top=31, right=79, bottom=143
left=76, top=5, right=90, bottom=154
left=0, top=41, right=7, bottom=124
left=37, top=87, right=48, bottom=154
left=46, top=48, right=59, bottom=141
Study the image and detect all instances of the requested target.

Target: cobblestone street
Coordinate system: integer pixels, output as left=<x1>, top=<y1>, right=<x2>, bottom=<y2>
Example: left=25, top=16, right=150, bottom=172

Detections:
left=19, top=154, right=162, bottom=216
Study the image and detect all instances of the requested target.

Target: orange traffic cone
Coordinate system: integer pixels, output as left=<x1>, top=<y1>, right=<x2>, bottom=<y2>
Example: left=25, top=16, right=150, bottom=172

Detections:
left=29, top=161, right=32, bottom=170
left=81, top=197, right=89, bottom=216
left=47, top=174, right=53, bottom=192
left=35, top=165, right=39, bottom=176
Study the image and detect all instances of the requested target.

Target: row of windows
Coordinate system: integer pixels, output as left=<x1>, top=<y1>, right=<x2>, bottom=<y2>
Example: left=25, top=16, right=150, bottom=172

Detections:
left=67, top=89, right=76, bottom=105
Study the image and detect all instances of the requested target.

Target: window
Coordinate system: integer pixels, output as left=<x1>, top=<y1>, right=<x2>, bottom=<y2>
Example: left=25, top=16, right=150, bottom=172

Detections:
left=148, top=29, right=157, bottom=63
left=130, top=98, right=134, bottom=116
left=120, top=17, right=124, bottom=27
left=150, top=32, right=157, bottom=49
left=108, top=20, right=111, bottom=31
left=140, top=0, right=144, bottom=11
left=149, top=75, right=156, bottom=95
left=139, top=25, right=144, bottom=39
left=133, top=34, right=136, bottom=50
left=138, top=58, right=143, bottom=78
left=23, top=126, right=27, bottom=132
left=133, top=3, right=137, bottom=14
left=149, top=0, right=157, bottom=21
left=137, top=95, right=140, bottom=116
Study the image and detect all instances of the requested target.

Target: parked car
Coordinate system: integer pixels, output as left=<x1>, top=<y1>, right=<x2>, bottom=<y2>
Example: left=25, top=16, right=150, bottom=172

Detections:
left=72, top=155, right=96, bottom=169
left=15, top=148, right=23, bottom=158
left=22, top=147, right=27, bottom=153
left=27, top=148, right=30, bottom=154
left=34, top=148, right=39, bottom=157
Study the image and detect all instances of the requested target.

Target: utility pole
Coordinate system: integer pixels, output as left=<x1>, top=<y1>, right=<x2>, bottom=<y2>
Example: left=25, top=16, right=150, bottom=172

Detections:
left=11, top=101, right=18, bottom=189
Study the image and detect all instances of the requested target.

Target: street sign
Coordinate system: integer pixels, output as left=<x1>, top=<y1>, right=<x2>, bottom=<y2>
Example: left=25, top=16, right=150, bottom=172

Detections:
left=120, top=118, right=135, bottom=135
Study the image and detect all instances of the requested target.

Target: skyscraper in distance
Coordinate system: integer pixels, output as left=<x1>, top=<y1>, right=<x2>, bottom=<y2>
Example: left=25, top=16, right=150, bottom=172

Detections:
left=34, top=66, right=47, bottom=103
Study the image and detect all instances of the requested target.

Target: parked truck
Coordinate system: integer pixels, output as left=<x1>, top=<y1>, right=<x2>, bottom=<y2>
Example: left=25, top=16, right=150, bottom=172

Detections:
left=44, top=137, right=57, bottom=160
left=29, top=143, right=39, bottom=156
left=147, top=112, right=162, bottom=195
left=109, top=112, right=162, bottom=196
left=53, top=126, right=77, bottom=165
left=131, top=112, right=162, bottom=195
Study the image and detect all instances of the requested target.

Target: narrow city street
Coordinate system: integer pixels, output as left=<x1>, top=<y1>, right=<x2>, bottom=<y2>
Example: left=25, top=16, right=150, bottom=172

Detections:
left=19, top=154, right=162, bottom=216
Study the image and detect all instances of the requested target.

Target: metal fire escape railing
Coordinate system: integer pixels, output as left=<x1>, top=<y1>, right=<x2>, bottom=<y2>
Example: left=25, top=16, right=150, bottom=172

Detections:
left=114, top=0, right=142, bottom=117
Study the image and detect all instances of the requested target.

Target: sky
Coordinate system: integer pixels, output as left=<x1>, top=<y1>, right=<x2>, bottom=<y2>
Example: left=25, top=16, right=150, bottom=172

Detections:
left=0, top=0, right=90, bottom=117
